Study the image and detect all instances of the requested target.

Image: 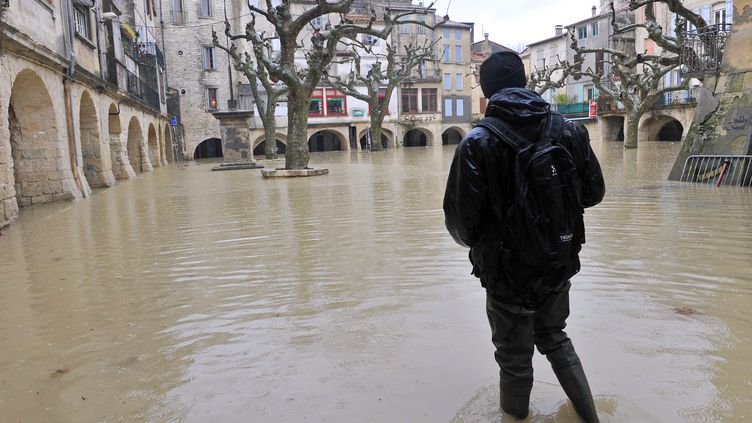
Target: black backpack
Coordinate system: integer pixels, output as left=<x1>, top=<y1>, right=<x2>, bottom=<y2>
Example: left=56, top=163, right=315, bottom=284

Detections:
left=476, top=112, right=585, bottom=269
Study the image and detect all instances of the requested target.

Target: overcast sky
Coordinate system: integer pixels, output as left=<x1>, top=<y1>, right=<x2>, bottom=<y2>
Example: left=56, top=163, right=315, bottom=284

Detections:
left=431, top=0, right=603, bottom=49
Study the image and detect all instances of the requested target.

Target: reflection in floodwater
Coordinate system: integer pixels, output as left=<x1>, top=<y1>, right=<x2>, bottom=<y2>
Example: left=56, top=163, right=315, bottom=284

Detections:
left=0, top=142, right=751, bottom=422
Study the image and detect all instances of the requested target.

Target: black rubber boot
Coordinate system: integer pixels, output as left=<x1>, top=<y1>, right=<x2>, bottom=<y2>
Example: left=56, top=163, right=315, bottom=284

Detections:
left=500, top=386, right=530, bottom=420
left=547, top=344, right=599, bottom=423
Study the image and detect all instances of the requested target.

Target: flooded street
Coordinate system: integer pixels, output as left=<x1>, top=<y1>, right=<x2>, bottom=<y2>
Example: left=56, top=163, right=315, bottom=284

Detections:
left=1, top=142, right=751, bottom=422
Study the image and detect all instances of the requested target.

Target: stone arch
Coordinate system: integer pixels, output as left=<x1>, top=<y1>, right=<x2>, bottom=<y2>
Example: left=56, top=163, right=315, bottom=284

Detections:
left=358, top=127, right=394, bottom=150
left=6, top=69, right=69, bottom=207
left=640, top=116, right=683, bottom=142
left=253, top=133, right=288, bottom=149
left=252, top=133, right=287, bottom=158
left=127, top=117, right=145, bottom=172
left=601, top=116, right=625, bottom=142
left=442, top=126, right=465, bottom=145
left=147, top=123, right=160, bottom=168
left=79, top=91, right=111, bottom=187
left=164, top=124, right=174, bottom=163
left=253, top=140, right=287, bottom=157
left=308, top=130, right=346, bottom=152
left=656, top=119, right=684, bottom=141
left=403, top=127, right=433, bottom=147
left=194, top=138, right=223, bottom=159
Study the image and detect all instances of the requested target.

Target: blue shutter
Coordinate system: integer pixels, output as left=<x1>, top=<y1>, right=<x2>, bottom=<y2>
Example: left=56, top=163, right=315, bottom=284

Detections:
left=726, top=0, right=733, bottom=24
left=669, top=13, right=676, bottom=34
left=701, top=5, right=711, bottom=25
left=690, top=8, right=700, bottom=31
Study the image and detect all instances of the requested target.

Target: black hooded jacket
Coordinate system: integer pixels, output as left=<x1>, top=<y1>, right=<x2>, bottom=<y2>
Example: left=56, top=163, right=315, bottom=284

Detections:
left=443, top=88, right=605, bottom=305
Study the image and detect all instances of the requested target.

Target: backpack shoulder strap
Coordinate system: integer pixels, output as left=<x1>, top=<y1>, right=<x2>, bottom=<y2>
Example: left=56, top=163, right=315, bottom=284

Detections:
left=541, top=112, right=564, bottom=145
left=476, top=116, right=530, bottom=153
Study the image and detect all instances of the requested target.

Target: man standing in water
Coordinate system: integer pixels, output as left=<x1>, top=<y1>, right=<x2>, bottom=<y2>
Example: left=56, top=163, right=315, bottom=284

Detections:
left=443, top=51, right=605, bottom=422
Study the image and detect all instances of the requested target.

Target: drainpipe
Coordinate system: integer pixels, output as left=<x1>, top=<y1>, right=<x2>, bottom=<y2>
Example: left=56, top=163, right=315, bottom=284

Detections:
left=158, top=0, right=167, bottom=74
left=62, top=0, right=87, bottom=197
left=95, top=4, right=105, bottom=80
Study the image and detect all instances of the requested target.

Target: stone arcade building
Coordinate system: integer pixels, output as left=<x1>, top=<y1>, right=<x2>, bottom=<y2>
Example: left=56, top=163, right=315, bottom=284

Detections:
left=0, top=0, right=174, bottom=228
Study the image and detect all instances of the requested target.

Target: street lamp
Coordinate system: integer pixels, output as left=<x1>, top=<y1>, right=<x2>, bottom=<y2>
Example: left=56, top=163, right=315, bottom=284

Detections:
left=101, top=11, right=118, bottom=21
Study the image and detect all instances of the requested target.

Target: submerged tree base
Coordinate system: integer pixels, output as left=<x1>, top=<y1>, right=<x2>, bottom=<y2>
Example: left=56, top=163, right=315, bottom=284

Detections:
left=261, top=168, right=329, bottom=178
left=211, top=161, right=264, bottom=171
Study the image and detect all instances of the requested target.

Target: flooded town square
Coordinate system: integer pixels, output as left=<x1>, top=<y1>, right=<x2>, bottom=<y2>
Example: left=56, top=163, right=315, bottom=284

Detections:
left=1, top=142, right=750, bottom=422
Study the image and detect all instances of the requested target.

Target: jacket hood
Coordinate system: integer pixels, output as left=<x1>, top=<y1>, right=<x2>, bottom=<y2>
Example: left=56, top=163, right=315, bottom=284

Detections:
left=485, top=88, right=550, bottom=123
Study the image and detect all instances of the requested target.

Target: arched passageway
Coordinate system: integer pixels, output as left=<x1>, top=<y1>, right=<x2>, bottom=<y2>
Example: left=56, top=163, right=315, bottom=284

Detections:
left=164, top=125, right=174, bottom=163
left=308, top=130, right=344, bottom=152
left=147, top=124, right=160, bottom=167
left=403, top=128, right=430, bottom=147
left=79, top=91, right=107, bottom=187
left=7, top=70, right=65, bottom=206
left=253, top=140, right=286, bottom=157
left=127, top=118, right=145, bottom=172
left=442, top=127, right=464, bottom=145
left=601, top=116, right=625, bottom=142
left=359, top=133, right=388, bottom=150
left=657, top=120, right=683, bottom=141
left=194, top=138, right=223, bottom=159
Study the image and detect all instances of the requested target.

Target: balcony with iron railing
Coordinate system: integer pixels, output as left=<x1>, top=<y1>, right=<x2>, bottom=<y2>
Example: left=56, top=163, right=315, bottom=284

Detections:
left=105, top=57, right=160, bottom=111
left=680, top=24, right=732, bottom=77
left=554, top=102, right=590, bottom=118
left=653, top=90, right=698, bottom=107
left=122, top=39, right=165, bottom=69
left=404, top=67, right=442, bottom=83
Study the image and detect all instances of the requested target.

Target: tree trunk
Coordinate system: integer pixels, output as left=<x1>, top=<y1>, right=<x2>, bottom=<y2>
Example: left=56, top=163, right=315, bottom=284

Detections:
left=263, top=103, right=278, bottom=160
left=369, top=120, right=383, bottom=151
left=285, top=90, right=311, bottom=169
left=624, top=111, right=640, bottom=149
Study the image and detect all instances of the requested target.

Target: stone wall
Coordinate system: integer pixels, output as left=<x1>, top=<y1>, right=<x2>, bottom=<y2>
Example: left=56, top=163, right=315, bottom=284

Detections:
left=0, top=54, right=170, bottom=228
left=668, top=0, right=752, bottom=181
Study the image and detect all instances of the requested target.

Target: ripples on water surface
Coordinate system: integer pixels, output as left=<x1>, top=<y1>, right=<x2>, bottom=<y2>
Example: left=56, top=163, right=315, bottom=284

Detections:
left=0, top=142, right=750, bottom=422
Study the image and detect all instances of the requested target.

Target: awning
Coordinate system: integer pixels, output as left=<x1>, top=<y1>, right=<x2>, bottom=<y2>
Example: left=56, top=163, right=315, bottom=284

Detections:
left=73, top=0, right=95, bottom=8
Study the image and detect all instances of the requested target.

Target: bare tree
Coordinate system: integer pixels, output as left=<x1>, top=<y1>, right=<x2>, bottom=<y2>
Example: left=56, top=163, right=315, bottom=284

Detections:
left=527, top=55, right=583, bottom=96
left=569, top=1, right=694, bottom=148
left=222, top=0, right=439, bottom=170
left=213, top=24, right=286, bottom=160
left=323, top=38, right=437, bottom=151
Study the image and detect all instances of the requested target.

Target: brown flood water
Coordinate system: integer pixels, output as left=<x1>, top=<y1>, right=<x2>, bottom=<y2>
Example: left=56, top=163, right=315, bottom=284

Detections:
left=0, top=141, right=750, bottom=423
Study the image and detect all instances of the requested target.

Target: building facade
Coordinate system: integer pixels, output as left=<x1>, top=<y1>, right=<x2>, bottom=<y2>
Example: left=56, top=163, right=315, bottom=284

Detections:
left=0, top=0, right=173, bottom=228
left=470, top=33, right=516, bottom=119
left=527, top=27, right=569, bottom=105
left=565, top=6, right=615, bottom=104
left=158, top=0, right=477, bottom=157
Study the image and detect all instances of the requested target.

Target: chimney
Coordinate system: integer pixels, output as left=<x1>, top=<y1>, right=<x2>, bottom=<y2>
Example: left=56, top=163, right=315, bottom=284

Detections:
left=592, top=6, right=597, bottom=16
left=484, top=33, right=489, bottom=41
left=555, top=25, right=563, bottom=36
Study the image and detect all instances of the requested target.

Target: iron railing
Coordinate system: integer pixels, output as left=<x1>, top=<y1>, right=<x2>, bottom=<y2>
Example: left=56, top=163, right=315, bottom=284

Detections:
left=555, top=102, right=590, bottom=118
left=134, top=42, right=165, bottom=68
left=125, top=66, right=160, bottom=110
left=654, top=91, right=698, bottom=107
left=680, top=155, right=752, bottom=186
left=405, top=67, right=442, bottom=83
left=122, top=40, right=165, bottom=68
left=679, top=24, right=732, bottom=76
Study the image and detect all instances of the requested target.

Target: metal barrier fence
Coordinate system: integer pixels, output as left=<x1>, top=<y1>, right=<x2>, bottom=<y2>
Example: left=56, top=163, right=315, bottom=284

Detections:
left=680, top=155, right=752, bottom=186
